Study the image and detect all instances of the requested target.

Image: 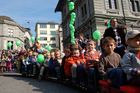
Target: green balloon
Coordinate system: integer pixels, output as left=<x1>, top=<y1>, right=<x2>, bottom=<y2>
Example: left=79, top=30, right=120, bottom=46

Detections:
left=45, top=45, right=52, bottom=52
left=16, top=40, right=21, bottom=46
left=71, top=12, right=76, bottom=19
left=37, top=54, right=45, bottom=63
left=107, top=20, right=111, bottom=28
left=92, top=30, right=101, bottom=41
left=70, top=32, right=74, bottom=37
left=71, top=28, right=75, bottom=32
left=68, top=2, right=75, bottom=11
left=71, top=39, right=75, bottom=44
left=31, top=37, right=35, bottom=43
left=71, top=36, right=75, bottom=40
left=37, top=37, right=40, bottom=41
left=7, top=42, right=12, bottom=47
left=69, top=24, right=75, bottom=30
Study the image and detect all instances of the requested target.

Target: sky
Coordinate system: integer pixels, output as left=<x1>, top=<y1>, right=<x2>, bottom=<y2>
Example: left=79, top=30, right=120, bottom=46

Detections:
left=0, top=0, right=61, bottom=36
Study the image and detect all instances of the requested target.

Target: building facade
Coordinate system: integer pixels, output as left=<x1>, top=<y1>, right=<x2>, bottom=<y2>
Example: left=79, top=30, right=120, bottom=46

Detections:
left=24, top=28, right=32, bottom=50
left=55, top=0, right=140, bottom=46
left=35, top=22, right=63, bottom=50
left=0, top=16, right=31, bottom=50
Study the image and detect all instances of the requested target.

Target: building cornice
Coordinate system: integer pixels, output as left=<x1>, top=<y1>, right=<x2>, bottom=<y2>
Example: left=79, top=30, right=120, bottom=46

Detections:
left=0, top=35, right=24, bottom=42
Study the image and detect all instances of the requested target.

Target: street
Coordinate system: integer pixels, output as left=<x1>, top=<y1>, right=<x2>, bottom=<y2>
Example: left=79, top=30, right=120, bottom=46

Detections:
left=0, top=73, right=82, bottom=93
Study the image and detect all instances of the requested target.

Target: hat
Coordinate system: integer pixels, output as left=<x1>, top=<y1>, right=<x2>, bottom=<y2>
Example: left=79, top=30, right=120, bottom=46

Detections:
left=125, top=30, right=140, bottom=41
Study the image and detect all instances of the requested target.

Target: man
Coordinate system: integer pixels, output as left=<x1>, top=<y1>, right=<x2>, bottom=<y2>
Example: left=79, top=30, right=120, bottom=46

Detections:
left=103, top=18, right=126, bottom=57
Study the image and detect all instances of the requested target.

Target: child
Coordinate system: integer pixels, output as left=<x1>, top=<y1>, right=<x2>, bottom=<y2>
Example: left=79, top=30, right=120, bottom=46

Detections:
left=99, top=37, right=121, bottom=88
left=61, top=48, right=71, bottom=80
left=1, top=55, right=6, bottom=72
left=85, top=39, right=100, bottom=69
left=121, top=30, right=140, bottom=86
left=54, top=49, right=62, bottom=79
left=48, top=49, right=62, bottom=79
left=66, top=45, right=86, bottom=84
left=84, top=39, right=100, bottom=90
left=6, top=55, right=12, bottom=71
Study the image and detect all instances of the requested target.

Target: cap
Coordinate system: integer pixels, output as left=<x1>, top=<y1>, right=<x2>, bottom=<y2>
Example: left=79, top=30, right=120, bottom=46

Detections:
left=125, top=30, right=140, bottom=41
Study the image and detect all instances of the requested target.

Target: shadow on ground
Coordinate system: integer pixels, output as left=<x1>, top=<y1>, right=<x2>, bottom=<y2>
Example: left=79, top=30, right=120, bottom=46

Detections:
left=2, top=72, right=84, bottom=93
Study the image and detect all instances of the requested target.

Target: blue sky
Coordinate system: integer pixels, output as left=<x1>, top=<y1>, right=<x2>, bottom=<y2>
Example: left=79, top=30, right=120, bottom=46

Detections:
left=0, top=0, right=61, bottom=36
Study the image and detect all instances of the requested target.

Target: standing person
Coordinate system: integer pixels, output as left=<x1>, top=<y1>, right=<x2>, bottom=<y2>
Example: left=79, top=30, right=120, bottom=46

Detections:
left=1, top=55, right=6, bottom=72
left=121, top=30, right=140, bottom=86
left=103, top=18, right=126, bottom=57
left=76, top=33, right=88, bottom=50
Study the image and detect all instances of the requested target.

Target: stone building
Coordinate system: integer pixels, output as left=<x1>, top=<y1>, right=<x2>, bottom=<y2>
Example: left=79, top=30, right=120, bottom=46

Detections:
left=55, top=0, right=140, bottom=46
left=0, top=16, right=32, bottom=50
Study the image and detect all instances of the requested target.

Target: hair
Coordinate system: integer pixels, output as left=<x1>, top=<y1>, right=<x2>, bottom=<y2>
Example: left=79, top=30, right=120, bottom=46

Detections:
left=102, top=37, right=116, bottom=46
left=54, top=48, right=60, bottom=53
left=87, top=39, right=96, bottom=45
left=70, top=44, right=79, bottom=52
left=110, top=17, right=118, bottom=22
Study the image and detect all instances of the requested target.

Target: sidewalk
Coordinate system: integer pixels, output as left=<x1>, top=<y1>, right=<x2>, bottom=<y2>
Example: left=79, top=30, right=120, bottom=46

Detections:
left=0, top=70, right=21, bottom=76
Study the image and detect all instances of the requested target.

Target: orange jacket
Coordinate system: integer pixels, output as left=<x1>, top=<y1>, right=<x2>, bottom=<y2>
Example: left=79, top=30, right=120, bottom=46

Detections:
left=84, top=51, right=100, bottom=69
left=64, top=55, right=85, bottom=77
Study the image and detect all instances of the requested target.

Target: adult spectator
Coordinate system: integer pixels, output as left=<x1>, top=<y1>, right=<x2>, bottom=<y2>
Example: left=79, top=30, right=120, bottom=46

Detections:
left=103, top=18, right=127, bottom=57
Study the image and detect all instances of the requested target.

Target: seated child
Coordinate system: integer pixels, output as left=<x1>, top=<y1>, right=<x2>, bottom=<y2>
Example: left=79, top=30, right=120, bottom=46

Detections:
left=84, top=39, right=100, bottom=87
left=66, top=45, right=86, bottom=84
left=121, top=30, right=140, bottom=86
left=61, top=48, right=71, bottom=79
left=99, top=37, right=122, bottom=88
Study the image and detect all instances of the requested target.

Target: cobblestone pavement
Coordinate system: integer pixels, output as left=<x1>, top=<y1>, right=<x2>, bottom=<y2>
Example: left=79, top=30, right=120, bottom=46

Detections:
left=0, top=72, right=83, bottom=93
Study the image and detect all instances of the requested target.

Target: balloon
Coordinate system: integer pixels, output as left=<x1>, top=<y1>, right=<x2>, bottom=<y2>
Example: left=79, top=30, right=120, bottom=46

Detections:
left=70, top=18, right=75, bottom=25
left=71, top=28, right=75, bottom=32
left=71, top=12, right=76, bottom=19
left=37, top=54, right=44, bottom=63
left=92, top=30, right=101, bottom=41
left=31, top=37, right=35, bottom=43
left=71, top=39, right=75, bottom=44
left=37, top=37, right=40, bottom=41
left=107, top=20, right=111, bottom=28
left=70, top=32, right=74, bottom=37
left=68, top=2, right=75, bottom=11
left=69, top=24, right=75, bottom=30
left=7, top=42, right=12, bottom=47
left=45, top=45, right=52, bottom=52
left=16, top=40, right=21, bottom=46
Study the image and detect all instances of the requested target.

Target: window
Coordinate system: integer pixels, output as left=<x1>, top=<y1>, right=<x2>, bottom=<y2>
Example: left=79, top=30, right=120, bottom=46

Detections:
left=8, top=29, right=14, bottom=36
left=105, top=0, right=118, bottom=10
left=50, top=24, right=55, bottom=28
left=40, top=24, right=47, bottom=28
left=50, top=37, right=56, bottom=41
left=40, top=37, right=47, bottom=41
left=130, top=0, right=140, bottom=12
left=49, top=44, right=56, bottom=47
left=40, top=30, right=47, bottom=35
left=50, top=31, right=56, bottom=35
left=81, top=3, right=87, bottom=18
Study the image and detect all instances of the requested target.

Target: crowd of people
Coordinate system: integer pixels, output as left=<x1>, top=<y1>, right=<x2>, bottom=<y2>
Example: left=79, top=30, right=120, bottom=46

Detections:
left=0, top=18, right=140, bottom=92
